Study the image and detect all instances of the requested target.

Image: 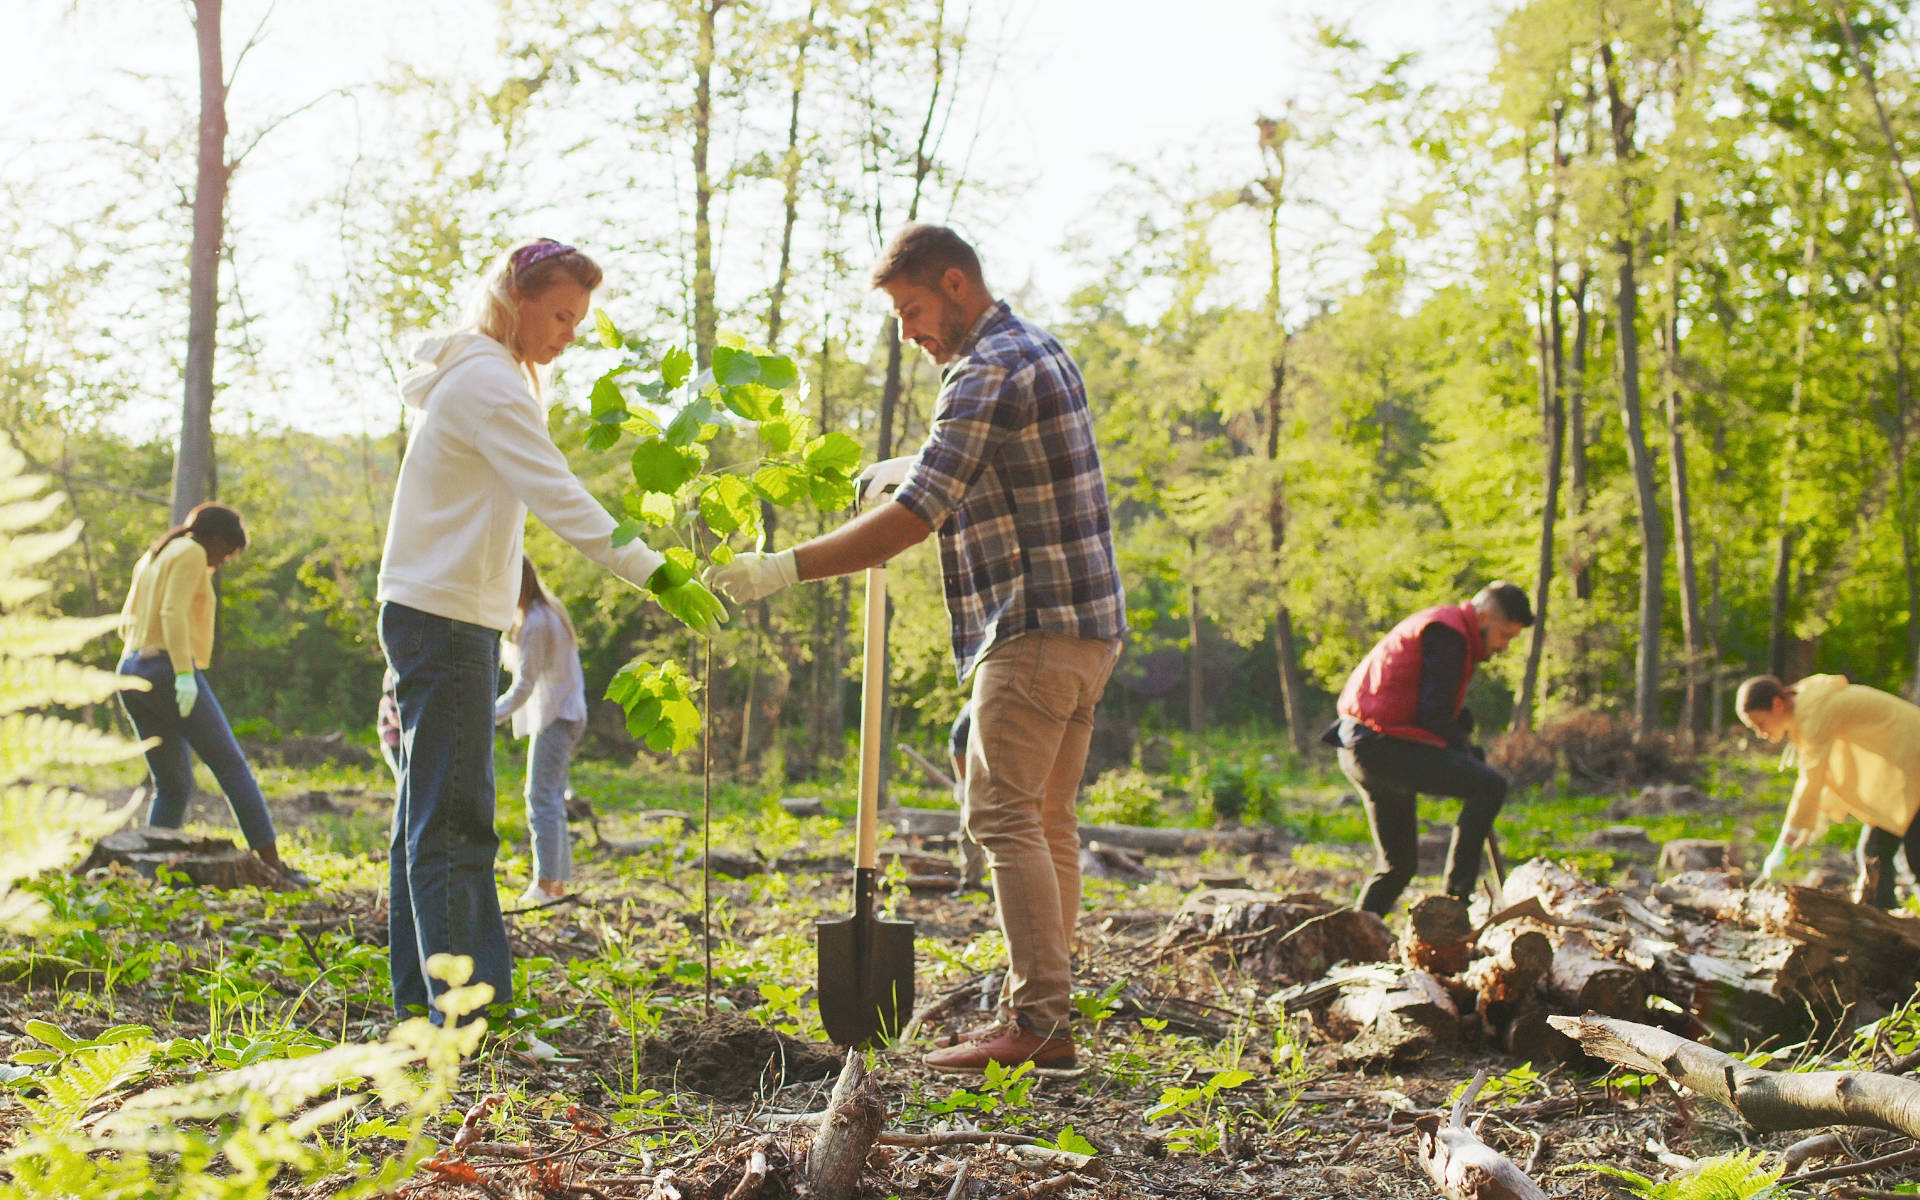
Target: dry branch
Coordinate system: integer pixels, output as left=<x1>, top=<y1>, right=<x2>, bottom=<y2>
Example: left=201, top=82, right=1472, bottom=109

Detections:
left=803, top=1054, right=886, bottom=1200
left=1547, top=1013, right=1920, bottom=1140
left=1412, top=1069, right=1550, bottom=1200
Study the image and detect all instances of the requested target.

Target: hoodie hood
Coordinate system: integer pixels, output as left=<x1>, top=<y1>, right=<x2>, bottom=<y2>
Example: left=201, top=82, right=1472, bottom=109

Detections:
left=400, top=332, right=516, bottom=411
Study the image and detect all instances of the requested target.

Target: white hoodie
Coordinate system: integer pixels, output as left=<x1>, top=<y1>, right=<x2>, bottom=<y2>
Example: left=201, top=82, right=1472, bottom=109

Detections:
left=376, top=333, right=663, bottom=631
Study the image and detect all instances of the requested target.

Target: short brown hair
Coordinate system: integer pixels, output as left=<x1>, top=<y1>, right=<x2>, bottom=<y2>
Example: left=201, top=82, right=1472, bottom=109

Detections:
left=870, top=223, right=983, bottom=290
left=1737, top=674, right=1792, bottom=713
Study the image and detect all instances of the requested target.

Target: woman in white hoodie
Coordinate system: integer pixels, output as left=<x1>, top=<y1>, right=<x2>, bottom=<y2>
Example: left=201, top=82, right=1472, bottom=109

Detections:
left=495, top=557, right=586, bottom=906
left=376, top=239, right=723, bottom=1023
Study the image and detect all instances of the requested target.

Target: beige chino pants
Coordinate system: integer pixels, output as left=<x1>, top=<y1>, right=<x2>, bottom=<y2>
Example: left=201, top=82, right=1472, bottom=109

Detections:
left=962, top=631, right=1120, bottom=1036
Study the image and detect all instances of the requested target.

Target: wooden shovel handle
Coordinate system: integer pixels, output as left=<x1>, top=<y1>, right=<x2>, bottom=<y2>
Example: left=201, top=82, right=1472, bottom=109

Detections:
left=855, top=566, right=886, bottom=872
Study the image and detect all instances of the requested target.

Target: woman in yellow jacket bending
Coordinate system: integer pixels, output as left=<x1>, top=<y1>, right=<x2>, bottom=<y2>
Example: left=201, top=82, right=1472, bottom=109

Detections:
left=1737, top=673, right=1920, bottom=908
left=118, top=502, right=309, bottom=888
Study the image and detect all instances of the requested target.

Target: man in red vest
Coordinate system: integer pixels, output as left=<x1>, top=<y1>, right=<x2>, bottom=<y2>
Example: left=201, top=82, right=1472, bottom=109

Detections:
left=1322, top=582, right=1534, bottom=915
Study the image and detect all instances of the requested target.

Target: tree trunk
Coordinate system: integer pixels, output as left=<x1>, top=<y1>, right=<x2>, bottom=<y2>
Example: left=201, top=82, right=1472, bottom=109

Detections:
left=1603, top=47, right=1663, bottom=729
left=1516, top=133, right=1565, bottom=731
left=690, top=0, right=720, bottom=369
left=1770, top=216, right=1820, bottom=680
left=739, top=3, right=817, bottom=773
left=1186, top=539, right=1204, bottom=734
left=173, top=0, right=230, bottom=523
left=1664, top=198, right=1705, bottom=738
left=1832, top=0, right=1920, bottom=234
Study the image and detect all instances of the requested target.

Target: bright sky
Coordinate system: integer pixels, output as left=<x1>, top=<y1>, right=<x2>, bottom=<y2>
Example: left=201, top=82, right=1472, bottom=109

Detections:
left=6, top=0, right=1494, bottom=438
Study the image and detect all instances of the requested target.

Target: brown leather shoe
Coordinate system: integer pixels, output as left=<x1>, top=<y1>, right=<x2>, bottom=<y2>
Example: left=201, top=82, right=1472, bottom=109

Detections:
left=922, top=1022, right=1075, bottom=1073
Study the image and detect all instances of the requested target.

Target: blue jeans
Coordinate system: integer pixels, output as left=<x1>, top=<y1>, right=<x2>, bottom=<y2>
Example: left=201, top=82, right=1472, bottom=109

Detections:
left=524, top=717, right=582, bottom=882
left=380, top=602, right=512, bottom=1023
left=117, top=652, right=278, bottom=855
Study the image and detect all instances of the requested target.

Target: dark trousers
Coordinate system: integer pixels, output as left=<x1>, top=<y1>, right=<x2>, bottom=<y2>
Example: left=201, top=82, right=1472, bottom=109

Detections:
left=1337, top=736, right=1508, bottom=915
left=117, top=652, right=277, bottom=855
left=1857, top=820, right=1920, bottom=910
left=380, top=602, right=511, bottom=1023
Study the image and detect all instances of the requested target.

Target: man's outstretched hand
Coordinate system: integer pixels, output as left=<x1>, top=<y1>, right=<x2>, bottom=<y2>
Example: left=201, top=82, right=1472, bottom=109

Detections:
left=703, top=549, right=799, bottom=606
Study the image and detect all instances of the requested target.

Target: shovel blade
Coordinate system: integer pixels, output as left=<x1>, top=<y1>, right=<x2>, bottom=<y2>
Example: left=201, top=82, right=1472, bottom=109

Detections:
left=816, top=913, right=915, bottom=1048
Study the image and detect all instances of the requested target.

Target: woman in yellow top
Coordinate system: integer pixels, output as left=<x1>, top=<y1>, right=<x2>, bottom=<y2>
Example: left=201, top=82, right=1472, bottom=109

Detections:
left=1737, top=673, right=1920, bottom=908
left=118, top=502, right=309, bottom=887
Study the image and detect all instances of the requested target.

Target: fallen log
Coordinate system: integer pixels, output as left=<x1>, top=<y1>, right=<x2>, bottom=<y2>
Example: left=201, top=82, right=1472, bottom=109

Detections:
left=1542, top=929, right=1644, bottom=1019
left=1413, top=1068, right=1550, bottom=1200
left=803, top=1055, right=884, bottom=1200
left=1462, top=924, right=1551, bottom=1007
left=76, top=828, right=290, bottom=891
left=1548, top=1012, right=1920, bottom=1142
left=1404, top=895, right=1474, bottom=977
left=1319, top=963, right=1461, bottom=1067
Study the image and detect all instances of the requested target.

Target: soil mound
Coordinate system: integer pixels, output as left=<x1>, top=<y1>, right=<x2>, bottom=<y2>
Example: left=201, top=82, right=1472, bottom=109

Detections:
left=635, top=1012, right=841, bottom=1100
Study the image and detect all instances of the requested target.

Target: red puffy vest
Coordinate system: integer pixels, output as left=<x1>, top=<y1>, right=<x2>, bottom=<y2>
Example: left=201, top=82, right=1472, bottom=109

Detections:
left=1337, top=602, right=1486, bottom=747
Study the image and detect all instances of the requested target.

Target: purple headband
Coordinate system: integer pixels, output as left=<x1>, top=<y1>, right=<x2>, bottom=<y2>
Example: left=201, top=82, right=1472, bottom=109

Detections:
left=511, top=240, right=576, bottom=276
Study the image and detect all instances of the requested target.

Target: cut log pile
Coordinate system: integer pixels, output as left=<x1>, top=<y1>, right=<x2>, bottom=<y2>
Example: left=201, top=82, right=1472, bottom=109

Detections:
left=1163, top=857, right=1920, bottom=1067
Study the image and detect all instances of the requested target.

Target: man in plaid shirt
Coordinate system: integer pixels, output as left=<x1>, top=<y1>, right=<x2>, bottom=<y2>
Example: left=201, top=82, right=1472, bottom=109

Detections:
left=707, top=223, right=1125, bottom=1072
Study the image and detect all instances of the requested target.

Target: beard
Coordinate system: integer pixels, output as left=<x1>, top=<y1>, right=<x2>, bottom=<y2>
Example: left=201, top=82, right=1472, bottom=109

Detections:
left=927, top=296, right=971, bottom=363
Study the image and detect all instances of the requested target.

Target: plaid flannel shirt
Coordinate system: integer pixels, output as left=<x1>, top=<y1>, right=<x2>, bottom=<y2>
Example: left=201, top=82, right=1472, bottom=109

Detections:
left=893, top=301, right=1126, bottom=681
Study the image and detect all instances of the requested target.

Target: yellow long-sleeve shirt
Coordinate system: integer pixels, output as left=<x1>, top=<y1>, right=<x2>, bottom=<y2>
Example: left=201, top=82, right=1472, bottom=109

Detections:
left=1782, top=673, right=1920, bottom=837
left=119, top=537, right=216, bottom=672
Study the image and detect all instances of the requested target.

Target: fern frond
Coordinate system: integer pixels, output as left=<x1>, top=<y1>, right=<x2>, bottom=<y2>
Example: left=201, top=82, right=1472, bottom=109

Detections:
left=0, top=520, right=83, bottom=581
left=0, top=713, right=147, bottom=776
left=109, top=1039, right=431, bottom=1126
left=0, top=784, right=134, bottom=884
left=0, top=612, right=128, bottom=662
left=0, top=489, right=67, bottom=534
left=18, top=1040, right=158, bottom=1128
left=0, top=659, right=135, bottom=717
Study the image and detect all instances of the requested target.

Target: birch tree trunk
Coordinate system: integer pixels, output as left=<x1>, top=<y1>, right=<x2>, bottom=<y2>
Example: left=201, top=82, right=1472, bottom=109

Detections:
left=1664, top=198, right=1705, bottom=738
left=173, top=0, right=230, bottom=523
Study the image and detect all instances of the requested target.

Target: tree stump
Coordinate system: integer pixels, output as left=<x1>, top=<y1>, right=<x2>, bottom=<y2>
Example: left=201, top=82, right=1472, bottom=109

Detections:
left=75, top=828, right=287, bottom=890
left=1543, top=929, right=1644, bottom=1018
left=1158, top=890, right=1393, bottom=983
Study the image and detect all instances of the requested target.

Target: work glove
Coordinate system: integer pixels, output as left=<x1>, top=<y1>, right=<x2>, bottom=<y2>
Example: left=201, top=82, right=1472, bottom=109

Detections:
left=854, top=455, right=915, bottom=507
left=174, top=671, right=199, bottom=718
left=1761, top=839, right=1790, bottom=881
left=702, top=549, right=799, bottom=606
left=646, top=560, right=729, bottom=636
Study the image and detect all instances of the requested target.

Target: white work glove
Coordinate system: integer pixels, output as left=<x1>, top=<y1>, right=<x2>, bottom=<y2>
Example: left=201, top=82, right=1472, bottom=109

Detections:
left=855, top=455, right=916, bottom=507
left=703, top=549, right=799, bottom=606
left=1761, top=841, right=1789, bottom=881
left=174, top=671, right=199, bottom=718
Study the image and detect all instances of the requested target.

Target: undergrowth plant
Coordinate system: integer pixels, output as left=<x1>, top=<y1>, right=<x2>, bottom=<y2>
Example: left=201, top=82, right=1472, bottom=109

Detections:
left=1579, top=1148, right=1784, bottom=1199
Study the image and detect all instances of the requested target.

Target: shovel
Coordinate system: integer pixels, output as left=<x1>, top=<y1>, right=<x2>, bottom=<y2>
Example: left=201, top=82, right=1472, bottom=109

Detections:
left=816, top=564, right=916, bottom=1047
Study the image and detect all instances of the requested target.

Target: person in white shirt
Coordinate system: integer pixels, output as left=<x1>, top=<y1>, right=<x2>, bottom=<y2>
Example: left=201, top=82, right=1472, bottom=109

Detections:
left=495, top=557, right=587, bottom=906
left=375, top=238, right=725, bottom=1025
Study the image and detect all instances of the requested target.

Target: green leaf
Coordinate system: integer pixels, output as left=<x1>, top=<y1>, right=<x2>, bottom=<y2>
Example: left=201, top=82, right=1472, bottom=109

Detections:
left=590, top=377, right=627, bottom=422
left=808, top=469, right=856, bottom=510
left=647, top=547, right=699, bottom=592
left=757, top=413, right=797, bottom=453
left=665, top=396, right=714, bottom=447
left=593, top=309, right=625, bottom=350
left=721, top=382, right=781, bottom=422
left=583, top=424, right=621, bottom=453
left=661, top=346, right=694, bottom=391
left=699, top=475, right=758, bottom=539
left=756, top=354, right=799, bottom=389
left=1053, top=1126, right=1097, bottom=1156
left=804, top=431, right=862, bottom=474
left=709, top=543, right=735, bottom=565
left=24, top=1020, right=79, bottom=1053
left=610, top=520, right=643, bottom=548
left=624, top=491, right=677, bottom=527
left=630, top=439, right=699, bottom=494
left=712, top=345, right=761, bottom=387
left=621, top=412, right=663, bottom=438
left=750, top=463, right=808, bottom=506
left=607, top=660, right=703, bottom=755
left=654, top=695, right=702, bottom=753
